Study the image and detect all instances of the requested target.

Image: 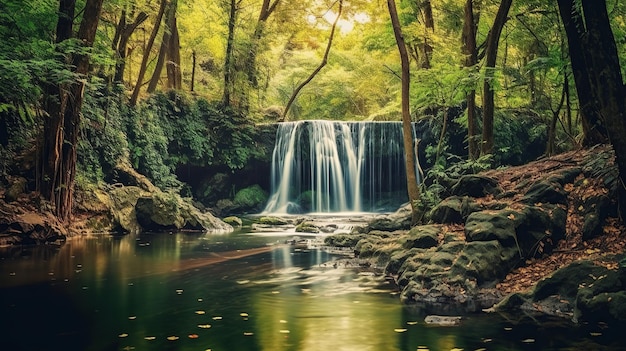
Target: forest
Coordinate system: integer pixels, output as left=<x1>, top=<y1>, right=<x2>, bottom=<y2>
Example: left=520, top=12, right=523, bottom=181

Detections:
left=4, top=2, right=626, bottom=348
left=1, top=0, right=626, bottom=224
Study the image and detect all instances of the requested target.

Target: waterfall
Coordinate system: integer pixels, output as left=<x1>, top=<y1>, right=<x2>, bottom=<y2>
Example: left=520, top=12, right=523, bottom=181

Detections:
left=263, top=120, right=416, bottom=214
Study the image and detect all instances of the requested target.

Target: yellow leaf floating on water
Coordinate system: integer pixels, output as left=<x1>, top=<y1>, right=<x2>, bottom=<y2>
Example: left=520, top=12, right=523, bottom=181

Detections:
left=243, top=332, right=254, bottom=336
left=128, top=316, right=137, bottom=320
left=590, top=332, right=602, bottom=337
left=237, top=280, right=250, bottom=285
left=197, top=324, right=212, bottom=329
left=118, top=333, right=129, bottom=338
left=240, top=313, right=249, bottom=317
left=521, top=339, right=535, bottom=343
left=272, top=291, right=280, bottom=294
left=406, top=321, right=418, bottom=325
left=167, top=336, right=179, bottom=341
left=450, top=348, right=463, bottom=351
left=213, top=316, right=223, bottom=320
left=417, top=346, right=429, bottom=350
left=279, top=320, right=287, bottom=324
left=279, top=330, right=290, bottom=334
left=195, top=310, right=206, bottom=315
left=188, top=334, right=199, bottom=339
left=175, top=289, right=183, bottom=294
left=504, top=327, right=513, bottom=331
left=394, top=328, right=407, bottom=333
left=144, top=336, right=156, bottom=341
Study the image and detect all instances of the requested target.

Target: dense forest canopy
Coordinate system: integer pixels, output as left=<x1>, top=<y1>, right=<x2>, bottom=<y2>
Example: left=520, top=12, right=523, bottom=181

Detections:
left=2, top=0, right=626, bottom=221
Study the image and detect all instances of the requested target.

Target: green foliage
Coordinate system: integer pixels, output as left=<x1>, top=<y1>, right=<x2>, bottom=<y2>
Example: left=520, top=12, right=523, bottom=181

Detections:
left=233, top=184, right=268, bottom=208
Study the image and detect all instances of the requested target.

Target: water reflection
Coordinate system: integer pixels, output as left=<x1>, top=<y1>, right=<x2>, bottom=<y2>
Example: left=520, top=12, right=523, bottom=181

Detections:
left=0, top=230, right=624, bottom=351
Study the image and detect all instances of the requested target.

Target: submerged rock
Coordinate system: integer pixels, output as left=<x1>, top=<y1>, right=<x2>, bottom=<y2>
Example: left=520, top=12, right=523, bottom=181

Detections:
left=424, top=315, right=462, bottom=326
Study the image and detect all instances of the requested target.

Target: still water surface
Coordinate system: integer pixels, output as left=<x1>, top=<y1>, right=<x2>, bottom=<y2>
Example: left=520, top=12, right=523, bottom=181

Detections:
left=0, top=224, right=623, bottom=351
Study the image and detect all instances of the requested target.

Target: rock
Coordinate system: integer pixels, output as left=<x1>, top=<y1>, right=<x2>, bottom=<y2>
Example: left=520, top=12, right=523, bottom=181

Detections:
left=497, top=259, right=626, bottom=324
left=195, top=172, right=231, bottom=205
left=424, top=315, right=462, bottom=326
left=230, top=184, right=268, bottom=214
left=581, top=194, right=614, bottom=240
left=295, top=221, right=319, bottom=233
left=108, top=186, right=147, bottom=234
left=450, top=175, right=501, bottom=197
left=464, top=209, right=518, bottom=244
left=522, top=180, right=568, bottom=205
left=429, top=196, right=482, bottom=224
left=465, top=205, right=565, bottom=258
left=135, top=191, right=232, bottom=232
left=5, top=177, right=27, bottom=202
left=223, top=216, right=243, bottom=227
left=111, top=160, right=157, bottom=192
left=258, top=216, right=289, bottom=225
left=403, top=225, right=440, bottom=249
left=324, top=233, right=368, bottom=247
left=368, top=204, right=412, bottom=231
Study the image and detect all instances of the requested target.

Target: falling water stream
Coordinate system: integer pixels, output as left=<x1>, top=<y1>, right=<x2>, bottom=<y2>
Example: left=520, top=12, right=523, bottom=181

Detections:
left=263, top=120, right=412, bottom=214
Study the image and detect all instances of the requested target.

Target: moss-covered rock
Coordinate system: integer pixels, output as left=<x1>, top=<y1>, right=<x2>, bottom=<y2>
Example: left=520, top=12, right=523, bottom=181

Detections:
left=258, top=216, right=289, bottom=225
left=232, top=184, right=268, bottom=213
left=430, top=196, right=483, bottom=224
left=223, top=216, right=243, bottom=227
left=295, top=221, right=319, bottom=233
left=134, top=190, right=232, bottom=232
left=450, top=175, right=501, bottom=197
left=403, top=225, right=441, bottom=249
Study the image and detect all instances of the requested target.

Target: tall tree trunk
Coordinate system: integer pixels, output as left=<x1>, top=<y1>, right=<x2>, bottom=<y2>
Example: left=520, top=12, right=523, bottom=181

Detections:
left=130, top=0, right=167, bottom=106
left=40, top=0, right=104, bottom=221
left=481, top=0, right=512, bottom=156
left=191, top=50, right=196, bottom=92
left=148, top=0, right=177, bottom=93
left=557, top=0, right=608, bottom=145
left=166, top=14, right=181, bottom=90
left=222, top=0, right=238, bottom=107
left=420, top=0, right=434, bottom=69
left=245, top=0, right=281, bottom=88
left=462, top=0, right=479, bottom=160
left=388, top=0, right=421, bottom=225
left=113, top=10, right=149, bottom=84
left=282, top=0, right=342, bottom=120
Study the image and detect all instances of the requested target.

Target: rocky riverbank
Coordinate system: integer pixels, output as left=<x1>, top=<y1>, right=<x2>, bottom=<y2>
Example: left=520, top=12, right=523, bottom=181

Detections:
left=0, top=160, right=232, bottom=246
left=325, top=144, right=626, bottom=325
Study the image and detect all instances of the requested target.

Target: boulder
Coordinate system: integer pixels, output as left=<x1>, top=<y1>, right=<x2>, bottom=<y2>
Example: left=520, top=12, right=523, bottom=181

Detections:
left=230, top=184, right=268, bottom=214
left=450, top=175, right=501, bottom=197
left=135, top=191, right=232, bottom=232
left=429, top=196, right=482, bottom=224
left=522, top=180, right=568, bottom=205
left=223, top=216, right=243, bottom=227
left=403, top=225, right=440, bottom=249
left=368, top=204, right=412, bottom=231
left=497, top=258, right=626, bottom=324
left=465, top=205, right=565, bottom=258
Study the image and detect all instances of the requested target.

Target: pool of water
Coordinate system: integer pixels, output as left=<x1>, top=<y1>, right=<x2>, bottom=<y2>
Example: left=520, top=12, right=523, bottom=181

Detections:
left=0, top=224, right=623, bottom=351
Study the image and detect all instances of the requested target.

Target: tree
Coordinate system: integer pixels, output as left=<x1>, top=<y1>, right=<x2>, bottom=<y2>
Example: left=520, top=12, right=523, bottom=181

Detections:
left=40, top=0, right=104, bottom=221
left=147, top=0, right=179, bottom=93
left=388, top=0, right=420, bottom=224
left=282, top=0, right=343, bottom=120
left=222, top=0, right=240, bottom=107
left=481, top=0, right=512, bottom=156
left=111, top=9, right=148, bottom=84
left=557, top=0, right=626, bottom=219
left=130, top=0, right=167, bottom=106
left=462, top=0, right=479, bottom=160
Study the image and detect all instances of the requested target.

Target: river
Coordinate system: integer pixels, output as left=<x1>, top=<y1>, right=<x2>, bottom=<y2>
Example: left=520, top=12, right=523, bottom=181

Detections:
left=0, top=220, right=623, bottom=351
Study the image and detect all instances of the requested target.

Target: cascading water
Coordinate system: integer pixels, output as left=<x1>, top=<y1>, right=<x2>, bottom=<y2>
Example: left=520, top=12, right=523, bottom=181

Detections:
left=263, top=120, right=418, bottom=214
